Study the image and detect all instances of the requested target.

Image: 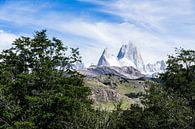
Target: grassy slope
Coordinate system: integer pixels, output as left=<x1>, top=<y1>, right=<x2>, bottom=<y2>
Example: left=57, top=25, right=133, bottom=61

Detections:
left=84, top=75, right=146, bottom=110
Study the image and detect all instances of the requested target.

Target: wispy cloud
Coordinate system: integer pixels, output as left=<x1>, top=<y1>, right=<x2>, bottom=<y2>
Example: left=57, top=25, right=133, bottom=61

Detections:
left=0, top=30, right=17, bottom=51
left=80, top=0, right=195, bottom=34
left=0, top=0, right=194, bottom=66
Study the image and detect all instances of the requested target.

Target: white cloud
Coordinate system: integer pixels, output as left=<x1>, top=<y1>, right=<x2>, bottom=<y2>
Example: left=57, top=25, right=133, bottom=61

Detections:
left=0, top=30, right=17, bottom=51
left=80, top=0, right=195, bottom=34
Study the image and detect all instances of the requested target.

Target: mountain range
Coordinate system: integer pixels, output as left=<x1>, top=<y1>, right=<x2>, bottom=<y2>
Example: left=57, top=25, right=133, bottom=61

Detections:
left=97, top=42, right=166, bottom=75
left=77, top=42, right=167, bottom=110
left=77, top=41, right=166, bottom=79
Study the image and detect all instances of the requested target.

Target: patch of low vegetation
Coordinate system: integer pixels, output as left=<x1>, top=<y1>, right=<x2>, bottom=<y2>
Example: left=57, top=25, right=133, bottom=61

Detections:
left=84, top=74, right=147, bottom=110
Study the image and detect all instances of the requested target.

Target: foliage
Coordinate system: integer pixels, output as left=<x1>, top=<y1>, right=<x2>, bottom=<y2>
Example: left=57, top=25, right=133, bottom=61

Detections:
left=160, top=48, right=195, bottom=99
left=159, top=48, right=195, bottom=128
left=68, top=108, right=122, bottom=129
left=118, top=84, right=192, bottom=129
left=143, top=83, right=192, bottom=129
left=118, top=105, right=145, bottom=129
left=0, top=30, right=91, bottom=129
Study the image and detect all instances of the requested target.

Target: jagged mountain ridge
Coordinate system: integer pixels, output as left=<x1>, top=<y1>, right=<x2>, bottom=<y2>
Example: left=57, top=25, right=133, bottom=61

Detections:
left=117, top=42, right=145, bottom=73
left=145, top=60, right=166, bottom=74
left=97, top=41, right=166, bottom=74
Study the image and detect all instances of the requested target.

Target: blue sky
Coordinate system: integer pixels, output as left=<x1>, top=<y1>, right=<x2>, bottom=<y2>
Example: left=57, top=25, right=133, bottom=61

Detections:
left=0, top=0, right=195, bottom=66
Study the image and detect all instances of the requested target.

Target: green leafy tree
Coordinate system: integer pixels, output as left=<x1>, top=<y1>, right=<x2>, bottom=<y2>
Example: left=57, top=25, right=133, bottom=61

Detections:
left=118, top=83, right=192, bottom=129
left=0, top=30, right=92, bottom=129
left=160, top=49, right=195, bottom=99
left=118, top=105, right=145, bottom=129
left=142, top=83, right=192, bottom=129
left=160, top=48, right=195, bottom=128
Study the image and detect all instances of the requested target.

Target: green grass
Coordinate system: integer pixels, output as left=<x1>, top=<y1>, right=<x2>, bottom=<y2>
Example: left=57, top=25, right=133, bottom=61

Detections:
left=92, top=97, right=131, bottom=110
left=85, top=79, right=108, bottom=89
left=116, top=83, right=145, bottom=95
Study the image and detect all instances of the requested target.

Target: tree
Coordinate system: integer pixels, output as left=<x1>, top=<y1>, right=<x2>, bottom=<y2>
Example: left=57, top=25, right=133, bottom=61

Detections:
left=118, top=105, right=145, bottom=129
left=0, top=30, right=92, bottom=129
left=159, top=48, right=195, bottom=128
left=160, top=48, right=195, bottom=98
left=142, top=83, right=192, bottom=129
left=160, top=49, right=195, bottom=109
left=118, top=83, right=192, bottom=129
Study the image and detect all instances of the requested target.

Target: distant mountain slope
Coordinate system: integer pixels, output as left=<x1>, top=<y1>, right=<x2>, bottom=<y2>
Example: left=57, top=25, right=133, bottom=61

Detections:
left=84, top=74, right=148, bottom=110
left=79, top=65, right=144, bottom=79
left=145, top=60, right=166, bottom=74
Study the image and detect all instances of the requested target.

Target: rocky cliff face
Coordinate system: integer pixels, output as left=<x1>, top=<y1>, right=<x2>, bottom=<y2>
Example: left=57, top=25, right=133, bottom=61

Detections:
left=117, top=42, right=145, bottom=73
left=91, top=88, right=121, bottom=102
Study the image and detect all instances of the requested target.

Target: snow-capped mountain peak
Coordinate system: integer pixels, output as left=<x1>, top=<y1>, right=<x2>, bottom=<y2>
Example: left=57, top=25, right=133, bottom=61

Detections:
left=117, top=41, right=146, bottom=73
left=97, top=42, right=166, bottom=75
left=97, top=48, right=120, bottom=67
left=117, top=42, right=135, bottom=60
left=145, top=60, right=166, bottom=74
